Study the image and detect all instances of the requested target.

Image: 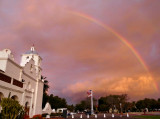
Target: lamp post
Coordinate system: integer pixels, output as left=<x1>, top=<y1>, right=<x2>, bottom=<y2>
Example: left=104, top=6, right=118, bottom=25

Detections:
left=120, top=103, right=122, bottom=115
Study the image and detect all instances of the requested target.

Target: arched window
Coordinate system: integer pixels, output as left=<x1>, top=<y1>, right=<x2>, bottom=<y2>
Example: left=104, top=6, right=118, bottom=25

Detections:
left=26, top=56, right=29, bottom=59
left=11, top=95, right=18, bottom=101
left=25, top=101, right=30, bottom=116
left=25, top=102, right=29, bottom=108
left=30, top=64, right=33, bottom=72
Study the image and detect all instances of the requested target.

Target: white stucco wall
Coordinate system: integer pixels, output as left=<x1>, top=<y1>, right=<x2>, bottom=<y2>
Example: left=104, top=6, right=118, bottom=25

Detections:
left=0, top=48, right=44, bottom=118
left=0, top=49, right=14, bottom=60
left=21, top=54, right=42, bottom=74
left=0, top=59, right=7, bottom=72
left=0, top=79, right=24, bottom=103
left=34, top=80, right=44, bottom=115
left=20, top=54, right=32, bottom=67
left=5, top=60, right=21, bottom=81
left=23, top=59, right=37, bottom=79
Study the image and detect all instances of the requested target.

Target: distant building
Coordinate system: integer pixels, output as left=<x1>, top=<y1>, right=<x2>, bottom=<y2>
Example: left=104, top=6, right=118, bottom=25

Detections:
left=0, top=46, right=44, bottom=117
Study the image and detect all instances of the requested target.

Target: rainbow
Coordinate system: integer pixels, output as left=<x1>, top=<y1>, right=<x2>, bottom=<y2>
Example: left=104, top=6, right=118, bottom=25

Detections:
left=69, top=11, right=158, bottom=92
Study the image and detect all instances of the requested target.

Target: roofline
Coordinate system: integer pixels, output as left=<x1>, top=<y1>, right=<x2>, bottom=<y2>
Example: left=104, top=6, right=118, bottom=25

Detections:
left=0, top=58, right=23, bottom=69
left=21, top=54, right=43, bottom=60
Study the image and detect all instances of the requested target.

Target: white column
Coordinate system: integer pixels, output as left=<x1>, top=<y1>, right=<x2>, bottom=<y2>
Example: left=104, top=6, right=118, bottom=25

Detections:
left=33, top=81, right=38, bottom=115
left=29, top=89, right=34, bottom=117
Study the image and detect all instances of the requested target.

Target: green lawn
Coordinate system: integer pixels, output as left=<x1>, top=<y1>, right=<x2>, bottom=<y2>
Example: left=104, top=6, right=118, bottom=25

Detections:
left=134, top=115, right=160, bottom=119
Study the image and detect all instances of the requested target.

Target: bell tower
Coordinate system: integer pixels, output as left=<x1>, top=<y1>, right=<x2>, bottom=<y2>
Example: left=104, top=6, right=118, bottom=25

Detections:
left=20, top=46, right=42, bottom=77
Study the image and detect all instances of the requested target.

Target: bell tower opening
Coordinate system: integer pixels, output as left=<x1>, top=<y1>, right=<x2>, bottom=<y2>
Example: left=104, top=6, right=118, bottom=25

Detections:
left=31, top=46, right=35, bottom=52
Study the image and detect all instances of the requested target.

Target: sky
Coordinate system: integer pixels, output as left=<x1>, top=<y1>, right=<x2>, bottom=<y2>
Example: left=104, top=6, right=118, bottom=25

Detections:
left=0, top=0, right=160, bottom=104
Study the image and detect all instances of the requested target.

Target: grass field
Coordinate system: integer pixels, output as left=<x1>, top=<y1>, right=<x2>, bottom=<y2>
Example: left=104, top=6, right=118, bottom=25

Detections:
left=134, top=115, right=160, bottom=119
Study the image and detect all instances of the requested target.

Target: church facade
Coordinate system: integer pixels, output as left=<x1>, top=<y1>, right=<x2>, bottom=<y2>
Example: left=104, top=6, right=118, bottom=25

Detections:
left=0, top=47, right=44, bottom=117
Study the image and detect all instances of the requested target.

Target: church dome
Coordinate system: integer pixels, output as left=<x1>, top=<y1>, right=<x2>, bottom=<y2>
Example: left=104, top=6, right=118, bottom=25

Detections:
left=25, top=46, right=39, bottom=55
left=25, top=50, right=39, bottom=55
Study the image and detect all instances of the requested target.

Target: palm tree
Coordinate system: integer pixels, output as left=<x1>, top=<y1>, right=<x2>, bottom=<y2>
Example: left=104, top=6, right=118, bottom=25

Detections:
left=41, top=76, right=50, bottom=108
left=41, top=76, right=49, bottom=94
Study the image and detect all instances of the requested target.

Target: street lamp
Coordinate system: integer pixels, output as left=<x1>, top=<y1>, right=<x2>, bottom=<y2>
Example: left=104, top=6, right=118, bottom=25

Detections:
left=120, top=103, right=123, bottom=116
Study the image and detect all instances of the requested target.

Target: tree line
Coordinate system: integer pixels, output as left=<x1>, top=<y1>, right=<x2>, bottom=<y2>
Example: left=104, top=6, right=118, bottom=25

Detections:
left=42, top=78, right=160, bottom=112
left=42, top=77, right=74, bottom=111
left=75, top=94, right=160, bottom=112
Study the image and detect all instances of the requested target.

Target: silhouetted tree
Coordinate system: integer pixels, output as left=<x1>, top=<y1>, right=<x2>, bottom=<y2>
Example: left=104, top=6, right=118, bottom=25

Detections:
left=98, top=94, right=129, bottom=112
left=42, top=76, right=50, bottom=108
left=41, top=76, right=49, bottom=93
left=49, top=94, right=67, bottom=109
left=67, top=104, right=74, bottom=112
left=136, top=98, right=158, bottom=111
left=75, top=98, right=97, bottom=112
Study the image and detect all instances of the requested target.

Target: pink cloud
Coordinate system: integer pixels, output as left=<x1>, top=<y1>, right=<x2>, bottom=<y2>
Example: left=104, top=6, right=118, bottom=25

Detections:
left=63, top=76, right=158, bottom=102
left=0, top=0, right=160, bottom=103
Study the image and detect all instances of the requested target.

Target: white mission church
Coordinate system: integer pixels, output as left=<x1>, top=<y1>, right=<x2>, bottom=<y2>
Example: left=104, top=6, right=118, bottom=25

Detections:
left=0, top=46, right=44, bottom=117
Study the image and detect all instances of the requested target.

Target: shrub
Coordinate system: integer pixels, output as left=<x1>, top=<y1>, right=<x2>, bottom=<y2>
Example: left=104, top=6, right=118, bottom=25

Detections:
left=42, top=113, right=48, bottom=117
left=24, top=115, right=30, bottom=119
left=50, top=113, right=62, bottom=117
left=0, top=113, right=2, bottom=119
left=0, top=97, right=25, bottom=119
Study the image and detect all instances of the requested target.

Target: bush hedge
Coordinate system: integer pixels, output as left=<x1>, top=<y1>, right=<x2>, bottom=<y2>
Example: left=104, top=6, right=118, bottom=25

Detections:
left=0, top=98, right=25, bottom=119
left=32, top=114, right=42, bottom=119
left=50, top=113, right=62, bottom=117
